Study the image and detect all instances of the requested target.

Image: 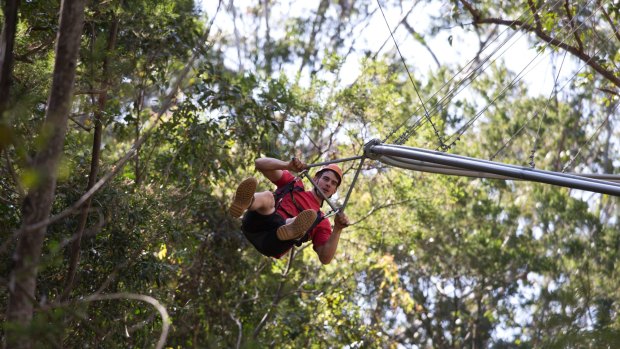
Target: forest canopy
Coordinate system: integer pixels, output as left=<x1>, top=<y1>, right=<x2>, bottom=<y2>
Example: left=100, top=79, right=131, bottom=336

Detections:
left=1, top=0, right=619, bottom=348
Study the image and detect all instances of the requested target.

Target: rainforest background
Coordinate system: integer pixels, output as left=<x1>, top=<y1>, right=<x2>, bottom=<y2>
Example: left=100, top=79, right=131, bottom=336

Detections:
left=1, top=0, right=620, bottom=348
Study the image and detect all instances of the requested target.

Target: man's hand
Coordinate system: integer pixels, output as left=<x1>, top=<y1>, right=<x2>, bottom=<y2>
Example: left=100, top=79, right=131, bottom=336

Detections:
left=288, top=157, right=308, bottom=173
left=316, top=211, right=350, bottom=264
left=334, top=212, right=350, bottom=231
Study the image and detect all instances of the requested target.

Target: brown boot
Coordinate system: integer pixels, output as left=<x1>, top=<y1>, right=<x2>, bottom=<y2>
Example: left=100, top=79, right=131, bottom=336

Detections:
left=276, top=209, right=318, bottom=241
left=229, top=177, right=257, bottom=218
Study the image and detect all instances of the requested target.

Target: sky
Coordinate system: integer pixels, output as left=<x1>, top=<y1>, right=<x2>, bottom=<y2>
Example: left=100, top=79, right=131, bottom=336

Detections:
left=199, top=0, right=576, bottom=97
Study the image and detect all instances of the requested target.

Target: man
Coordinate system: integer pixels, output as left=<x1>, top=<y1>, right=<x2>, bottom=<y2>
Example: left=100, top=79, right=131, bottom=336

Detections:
left=229, top=157, right=350, bottom=264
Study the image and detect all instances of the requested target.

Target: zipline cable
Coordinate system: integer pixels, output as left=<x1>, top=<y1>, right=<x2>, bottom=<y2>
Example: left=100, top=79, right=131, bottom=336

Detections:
left=382, top=3, right=537, bottom=146
left=302, top=1, right=618, bottom=201
left=377, top=152, right=620, bottom=183
left=381, top=0, right=568, bottom=147
left=562, top=101, right=620, bottom=173
left=528, top=51, right=569, bottom=167
left=440, top=0, right=604, bottom=151
left=489, top=50, right=568, bottom=163
left=376, top=0, right=446, bottom=150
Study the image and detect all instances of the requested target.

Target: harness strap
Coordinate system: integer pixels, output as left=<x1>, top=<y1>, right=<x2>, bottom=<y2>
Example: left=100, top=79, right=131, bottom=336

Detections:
left=273, top=179, right=305, bottom=214
left=273, top=178, right=326, bottom=245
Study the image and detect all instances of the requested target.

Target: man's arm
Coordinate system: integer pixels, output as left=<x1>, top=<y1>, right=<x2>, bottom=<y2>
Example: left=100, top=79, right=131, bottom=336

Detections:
left=315, top=212, right=349, bottom=264
left=255, top=157, right=306, bottom=183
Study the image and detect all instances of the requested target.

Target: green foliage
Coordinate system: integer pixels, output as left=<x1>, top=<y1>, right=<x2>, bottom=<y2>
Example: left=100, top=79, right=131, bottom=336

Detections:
left=2, top=0, right=620, bottom=348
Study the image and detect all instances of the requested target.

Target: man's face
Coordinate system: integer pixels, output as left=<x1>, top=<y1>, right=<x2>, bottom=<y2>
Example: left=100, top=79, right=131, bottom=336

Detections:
left=315, top=170, right=340, bottom=198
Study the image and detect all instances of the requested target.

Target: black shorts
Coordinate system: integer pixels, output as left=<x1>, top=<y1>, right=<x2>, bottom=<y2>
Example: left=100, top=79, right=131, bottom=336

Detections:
left=241, top=210, right=295, bottom=257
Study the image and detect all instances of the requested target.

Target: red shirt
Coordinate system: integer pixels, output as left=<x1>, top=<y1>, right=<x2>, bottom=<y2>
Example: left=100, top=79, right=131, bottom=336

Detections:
left=273, top=171, right=332, bottom=249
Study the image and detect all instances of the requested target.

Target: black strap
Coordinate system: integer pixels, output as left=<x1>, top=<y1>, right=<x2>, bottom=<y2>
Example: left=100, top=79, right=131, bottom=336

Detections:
left=274, top=179, right=305, bottom=215
left=273, top=180, right=298, bottom=202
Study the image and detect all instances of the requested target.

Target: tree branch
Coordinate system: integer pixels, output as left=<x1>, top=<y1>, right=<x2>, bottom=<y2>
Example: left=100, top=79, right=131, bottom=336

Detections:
left=230, top=313, right=243, bottom=349
left=6, top=0, right=88, bottom=339
left=527, top=0, right=543, bottom=31
left=82, top=293, right=170, bottom=349
left=4, top=149, right=24, bottom=199
left=350, top=198, right=414, bottom=225
left=73, top=89, right=106, bottom=95
left=1, top=28, right=212, bottom=262
left=563, top=0, right=584, bottom=51
left=401, top=18, right=440, bottom=67
left=598, top=0, right=620, bottom=43
left=458, top=7, right=620, bottom=88
left=252, top=248, right=297, bottom=338
left=68, top=113, right=92, bottom=131
left=13, top=40, right=55, bottom=63
left=0, top=0, right=20, bottom=116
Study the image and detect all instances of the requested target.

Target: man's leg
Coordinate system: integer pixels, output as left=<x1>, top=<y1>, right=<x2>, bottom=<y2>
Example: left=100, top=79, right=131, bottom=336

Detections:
left=230, top=177, right=277, bottom=218
left=276, top=209, right=317, bottom=241
left=229, top=177, right=258, bottom=218
left=248, top=191, right=276, bottom=215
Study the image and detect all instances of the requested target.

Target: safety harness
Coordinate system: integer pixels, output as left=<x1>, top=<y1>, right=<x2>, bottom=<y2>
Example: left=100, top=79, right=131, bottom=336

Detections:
left=273, top=179, right=325, bottom=246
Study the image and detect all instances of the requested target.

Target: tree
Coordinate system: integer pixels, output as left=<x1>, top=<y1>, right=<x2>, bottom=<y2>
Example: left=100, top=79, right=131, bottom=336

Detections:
left=0, top=0, right=20, bottom=117
left=5, top=0, right=86, bottom=347
left=1, top=0, right=618, bottom=347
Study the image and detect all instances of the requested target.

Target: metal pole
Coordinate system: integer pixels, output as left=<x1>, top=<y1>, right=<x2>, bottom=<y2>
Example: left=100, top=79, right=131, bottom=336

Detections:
left=367, top=143, right=620, bottom=197
left=306, top=155, right=365, bottom=168
left=341, top=157, right=366, bottom=211
left=377, top=147, right=620, bottom=183
left=379, top=155, right=514, bottom=180
left=391, top=144, right=620, bottom=186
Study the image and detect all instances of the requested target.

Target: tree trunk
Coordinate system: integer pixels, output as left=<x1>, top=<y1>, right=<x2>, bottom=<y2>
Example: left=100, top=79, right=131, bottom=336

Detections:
left=62, top=17, right=118, bottom=300
left=134, top=88, right=143, bottom=187
left=5, top=0, right=86, bottom=347
left=298, top=0, right=329, bottom=75
left=0, top=0, right=20, bottom=116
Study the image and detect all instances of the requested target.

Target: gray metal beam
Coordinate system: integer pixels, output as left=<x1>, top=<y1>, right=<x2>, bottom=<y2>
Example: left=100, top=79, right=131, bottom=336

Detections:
left=365, top=142, right=620, bottom=197
left=378, top=155, right=620, bottom=182
left=378, top=155, right=514, bottom=180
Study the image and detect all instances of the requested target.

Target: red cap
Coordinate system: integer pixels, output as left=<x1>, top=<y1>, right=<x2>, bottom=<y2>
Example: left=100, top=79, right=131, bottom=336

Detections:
left=316, top=164, right=343, bottom=185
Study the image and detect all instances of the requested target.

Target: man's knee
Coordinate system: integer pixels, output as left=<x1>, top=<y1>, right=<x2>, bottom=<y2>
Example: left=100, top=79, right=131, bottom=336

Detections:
left=254, top=191, right=276, bottom=214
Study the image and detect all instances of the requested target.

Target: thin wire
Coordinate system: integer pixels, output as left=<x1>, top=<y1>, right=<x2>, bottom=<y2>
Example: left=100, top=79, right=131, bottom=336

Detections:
left=383, top=0, right=564, bottom=147
left=441, top=53, right=548, bottom=150
left=562, top=101, right=620, bottom=173
left=374, top=0, right=611, bottom=181
left=381, top=4, right=536, bottom=144
left=385, top=19, right=532, bottom=145
left=376, top=0, right=446, bottom=150
left=489, top=111, right=539, bottom=161
left=441, top=0, right=598, bottom=147
left=394, top=0, right=599, bottom=153
left=441, top=0, right=603, bottom=151
left=489, top=50, right=568, bottom=163
left=525, top=28, right=620, bottom=169
left=528, top=50, right=569, bottom=168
